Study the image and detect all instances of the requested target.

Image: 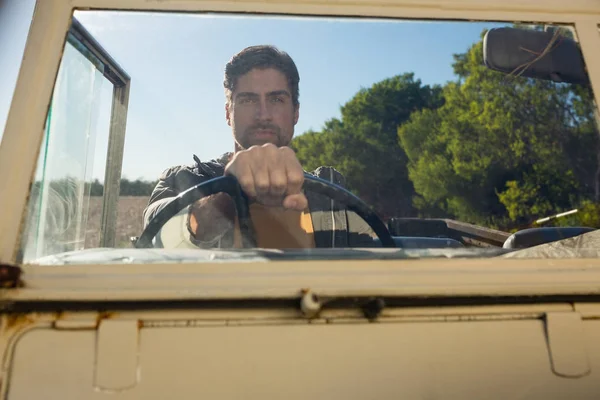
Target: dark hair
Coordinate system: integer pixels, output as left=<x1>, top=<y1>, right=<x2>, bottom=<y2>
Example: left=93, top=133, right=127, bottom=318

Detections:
left=224, top=45, right=300, bottom=107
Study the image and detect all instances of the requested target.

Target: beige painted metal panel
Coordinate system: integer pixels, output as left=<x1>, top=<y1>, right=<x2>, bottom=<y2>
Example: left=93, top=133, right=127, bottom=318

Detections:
left=99, top=84, right=130, bottom=248
left=0, top=302, right=579, bottom=327
left=0, top=0, right=72, bottom=263
left=94, top=319, right=139, bottom=391
left=546, top=312, right=591, bottom=377
left=7, top=329, right=96, bottom=399
left=575, top=303, right=600, bottom=319
left=69, top=0, right=600, bottom=21
left=7, top=259, right=600, bottom=302
left=6, top=319, right=600, bottom=399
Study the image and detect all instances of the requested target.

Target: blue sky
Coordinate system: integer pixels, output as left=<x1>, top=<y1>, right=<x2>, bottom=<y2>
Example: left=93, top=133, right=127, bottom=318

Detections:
left=2, top=5, right=507, bottom=181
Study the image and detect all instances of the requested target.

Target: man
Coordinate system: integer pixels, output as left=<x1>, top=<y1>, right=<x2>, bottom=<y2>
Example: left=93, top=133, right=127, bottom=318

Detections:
left=143, top=45, right=375, bottom=248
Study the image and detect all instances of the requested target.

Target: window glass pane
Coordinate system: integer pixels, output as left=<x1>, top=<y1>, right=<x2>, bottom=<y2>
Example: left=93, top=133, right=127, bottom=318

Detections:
left=21, top=38, right=106, bottom=260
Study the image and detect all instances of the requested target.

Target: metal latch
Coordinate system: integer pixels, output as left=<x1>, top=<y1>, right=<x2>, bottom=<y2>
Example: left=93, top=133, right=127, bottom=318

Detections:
left=544, top=311, right=590, bottom=378
left=94, top=319, right=139, bottom=391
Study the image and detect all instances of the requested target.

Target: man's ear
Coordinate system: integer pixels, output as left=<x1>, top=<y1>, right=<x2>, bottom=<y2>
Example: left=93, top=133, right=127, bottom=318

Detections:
left=225, top=103, right=232, bottom=127
left=293, top=103, right=299, bottom=125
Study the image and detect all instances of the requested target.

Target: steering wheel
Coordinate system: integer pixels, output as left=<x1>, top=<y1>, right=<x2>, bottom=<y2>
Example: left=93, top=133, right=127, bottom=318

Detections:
left=135, top=173, right=395, bottom=249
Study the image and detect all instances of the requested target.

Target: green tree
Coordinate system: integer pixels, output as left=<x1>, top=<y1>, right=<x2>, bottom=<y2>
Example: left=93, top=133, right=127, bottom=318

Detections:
left=87, top=178, right=158, bottom=196
left=399, top=31, right=599, bottom=228
left=293, top=73, right=443, bottom=218
left=119, top=178, right=157, bottom=196
left=89, top=179, right=103, bottom=196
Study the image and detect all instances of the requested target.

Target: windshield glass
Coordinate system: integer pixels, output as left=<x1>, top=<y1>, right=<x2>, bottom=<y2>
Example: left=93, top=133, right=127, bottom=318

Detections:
left=17, top=11, right=600, bottom=264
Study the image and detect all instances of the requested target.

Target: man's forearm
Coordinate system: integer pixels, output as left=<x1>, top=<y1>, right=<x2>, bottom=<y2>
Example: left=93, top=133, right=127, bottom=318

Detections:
left=188, top=193, right=236, bottom=242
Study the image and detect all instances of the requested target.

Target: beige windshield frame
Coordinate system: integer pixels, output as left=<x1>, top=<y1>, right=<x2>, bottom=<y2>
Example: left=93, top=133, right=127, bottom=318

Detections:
left=0, top=0, right=600, bottom=284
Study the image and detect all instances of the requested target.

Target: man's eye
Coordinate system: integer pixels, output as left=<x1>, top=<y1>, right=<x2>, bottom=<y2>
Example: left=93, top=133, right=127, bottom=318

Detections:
left=238, top=98, right=255, bottom=104
left=271, top=97, right=284, bottom=103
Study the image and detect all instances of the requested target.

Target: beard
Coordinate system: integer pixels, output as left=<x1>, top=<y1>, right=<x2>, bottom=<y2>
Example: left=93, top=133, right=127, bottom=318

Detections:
left=237, top=123, right=286, bottom=149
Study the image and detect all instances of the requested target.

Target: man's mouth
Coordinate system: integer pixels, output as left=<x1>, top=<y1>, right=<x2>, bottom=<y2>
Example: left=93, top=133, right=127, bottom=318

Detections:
left=252, top=129, right=276, bottom=137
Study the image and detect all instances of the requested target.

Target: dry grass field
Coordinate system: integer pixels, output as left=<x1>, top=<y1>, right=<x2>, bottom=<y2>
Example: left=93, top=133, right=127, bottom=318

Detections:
left=86, top=196, right=149, bottom=248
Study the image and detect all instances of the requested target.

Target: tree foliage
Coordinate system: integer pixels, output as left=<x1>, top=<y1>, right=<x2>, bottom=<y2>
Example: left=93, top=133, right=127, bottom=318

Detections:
left=292, top=73, right=444, bottom=218
left=293, top=29, right=600, bottom=229
left=399, top=34, right=599, bottom=229
left=89, top=178, right=158, bottom=197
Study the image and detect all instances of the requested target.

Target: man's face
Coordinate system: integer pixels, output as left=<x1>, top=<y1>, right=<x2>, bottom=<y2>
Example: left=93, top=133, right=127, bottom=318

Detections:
left=226, top=68, right=299, bottom=150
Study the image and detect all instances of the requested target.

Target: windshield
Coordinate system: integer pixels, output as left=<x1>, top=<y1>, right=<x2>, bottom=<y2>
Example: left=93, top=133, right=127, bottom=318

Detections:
left=16, top=11, right=600, bottom=264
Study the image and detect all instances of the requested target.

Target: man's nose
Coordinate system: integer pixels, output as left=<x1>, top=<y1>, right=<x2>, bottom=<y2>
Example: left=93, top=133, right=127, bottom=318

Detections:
left=254, top=98, right=273, bottom=121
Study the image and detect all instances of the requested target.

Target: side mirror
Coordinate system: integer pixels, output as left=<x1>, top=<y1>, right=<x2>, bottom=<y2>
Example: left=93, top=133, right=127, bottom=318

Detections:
left=483, top=27, right=589, bottom=85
